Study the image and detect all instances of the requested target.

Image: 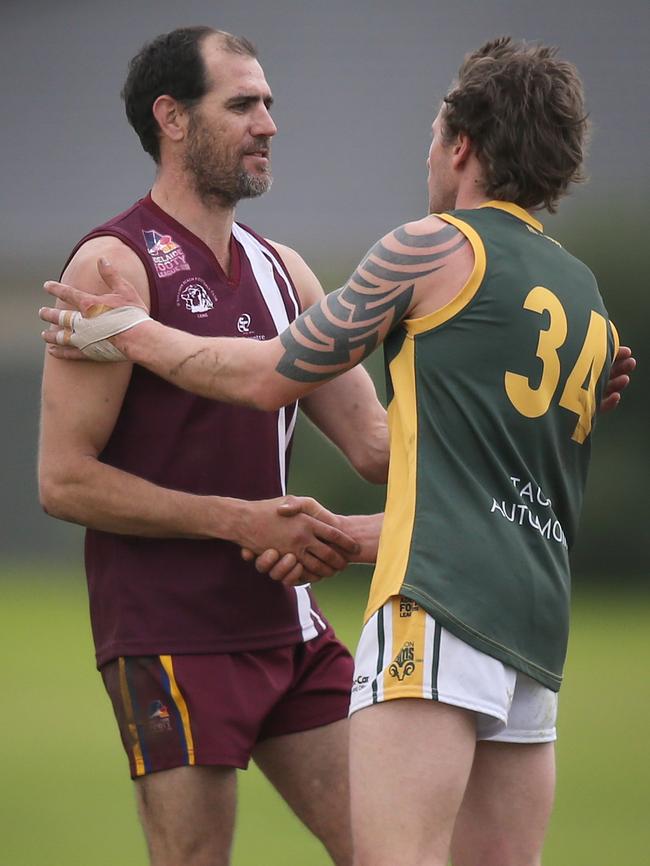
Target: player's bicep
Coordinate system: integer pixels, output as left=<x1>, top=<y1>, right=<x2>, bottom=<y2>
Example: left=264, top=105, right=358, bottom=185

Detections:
left=40, top=239, right=147, bottom=471
left=40, top=350, right=133, bottom=468
left=273, top=218, right=470, bottom=384
left=273, top=227, right=423, bottom=384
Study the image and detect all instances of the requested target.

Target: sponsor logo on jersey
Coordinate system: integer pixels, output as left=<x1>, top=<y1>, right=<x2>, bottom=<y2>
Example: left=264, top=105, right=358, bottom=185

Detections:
left=388, top=641, right=416, bottom=681
left=399, top=598, right=419, bottom=618
left=147, top=700, right=172, bottom=733
left=235, top=311, right=266, bottom=340
left=490, top=475, right=567, bottom=547
left=351, top=673, right=370, bottom=694
left=176, top=278, right=217, bottom=317
left=143, top=229, right=191, bottom=278
left=237, top=313, right=251, bottom=333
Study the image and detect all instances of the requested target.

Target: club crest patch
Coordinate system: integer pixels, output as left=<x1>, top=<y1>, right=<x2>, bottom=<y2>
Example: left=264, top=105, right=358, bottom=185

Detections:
left=147, top=700, right=172, bottom=733
left=177, top=278, right=217, bottom=316
left=143, top=229, right=191, bottom=278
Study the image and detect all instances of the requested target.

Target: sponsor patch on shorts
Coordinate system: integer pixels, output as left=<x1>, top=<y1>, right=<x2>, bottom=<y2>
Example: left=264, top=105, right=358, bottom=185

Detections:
left=350, top=596, right=557, bottom=743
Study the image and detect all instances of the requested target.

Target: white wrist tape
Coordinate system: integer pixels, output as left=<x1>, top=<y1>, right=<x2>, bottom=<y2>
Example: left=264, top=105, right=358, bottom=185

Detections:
left=57, top=306, right=152, bottom=361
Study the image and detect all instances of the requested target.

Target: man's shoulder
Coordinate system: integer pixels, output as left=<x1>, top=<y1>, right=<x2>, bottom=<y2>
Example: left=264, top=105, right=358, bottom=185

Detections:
left=398, top=214, right=452, bottom=236
left=63, top=235, right=150, bottom=305
left=62, top=197, right=152, bottom=297
left=66, top=234, right=144, bottom=272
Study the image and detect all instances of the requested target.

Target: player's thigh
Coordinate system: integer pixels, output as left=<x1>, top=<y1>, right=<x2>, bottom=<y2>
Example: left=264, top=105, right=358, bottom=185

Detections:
left=451, top=740, right=555, bottom=866
left=135, top=764, right=237, bottom=866
left=253, top=718, right=352, bottom=865
left=350, top=699, right=476, bottom=866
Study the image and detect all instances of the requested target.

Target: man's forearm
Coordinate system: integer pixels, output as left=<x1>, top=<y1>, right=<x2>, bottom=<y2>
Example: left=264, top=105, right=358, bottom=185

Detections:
left=40, top=455, right=249, bottom=541
left=39, top=458, right=359, bottom=574
left=301, top=368, right=389, bottom=484
left=115, top=320, right=299, bottom=410
left=340, top=513, right=384, bottom=563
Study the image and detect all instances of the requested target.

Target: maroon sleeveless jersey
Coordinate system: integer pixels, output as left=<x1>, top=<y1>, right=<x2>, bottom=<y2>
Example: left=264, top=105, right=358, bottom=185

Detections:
left=65, top=194, right=330, bottom=667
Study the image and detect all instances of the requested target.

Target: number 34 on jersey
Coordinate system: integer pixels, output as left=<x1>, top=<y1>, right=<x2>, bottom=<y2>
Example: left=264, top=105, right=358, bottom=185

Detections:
left=504, top=286, right=618, bottom=444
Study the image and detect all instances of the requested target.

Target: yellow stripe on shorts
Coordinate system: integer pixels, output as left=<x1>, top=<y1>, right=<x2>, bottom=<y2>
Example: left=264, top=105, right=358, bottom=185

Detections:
left=159, top=655, right=196, bottom=765
left=118, top=657, right=145, bottom=777
left=383, top=596, right=427, bottom=699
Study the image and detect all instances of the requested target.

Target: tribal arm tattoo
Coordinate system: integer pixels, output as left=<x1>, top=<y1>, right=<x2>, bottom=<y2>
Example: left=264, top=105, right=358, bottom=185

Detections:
left=276, top=221, right=466, bottom=383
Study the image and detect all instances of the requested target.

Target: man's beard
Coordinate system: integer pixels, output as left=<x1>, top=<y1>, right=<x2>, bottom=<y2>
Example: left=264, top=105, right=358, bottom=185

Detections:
left=184, top=115, right=273, bottom=206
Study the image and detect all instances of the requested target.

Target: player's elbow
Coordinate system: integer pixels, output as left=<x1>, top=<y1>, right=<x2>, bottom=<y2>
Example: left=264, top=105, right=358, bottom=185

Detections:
left=38, top=474, right=66, bottom=519
left=349, top=426, right=390, bottom=484
left=38, top=465, right=77, bottom=521
left=355, top=455, right=389, bottom=485
left=243, top=376, right=295, bottom=413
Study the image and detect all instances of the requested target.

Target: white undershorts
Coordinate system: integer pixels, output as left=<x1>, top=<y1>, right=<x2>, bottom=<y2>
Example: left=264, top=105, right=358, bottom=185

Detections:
left=349, top=596, right=558, bottom=743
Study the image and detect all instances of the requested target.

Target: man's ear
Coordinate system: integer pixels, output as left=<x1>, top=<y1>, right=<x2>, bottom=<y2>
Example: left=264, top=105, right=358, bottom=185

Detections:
left=451, top=131, right=473, bottom=168
left=152, top=94, right=189, bottom=145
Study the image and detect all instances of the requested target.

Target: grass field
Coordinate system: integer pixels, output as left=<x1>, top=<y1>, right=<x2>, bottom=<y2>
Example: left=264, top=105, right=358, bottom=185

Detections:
left=2, top=563, right=648, bottom=865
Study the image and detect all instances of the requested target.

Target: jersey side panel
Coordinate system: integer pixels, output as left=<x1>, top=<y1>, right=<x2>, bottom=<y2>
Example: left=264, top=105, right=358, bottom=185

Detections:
left=365, top=332, right=418, bottom=614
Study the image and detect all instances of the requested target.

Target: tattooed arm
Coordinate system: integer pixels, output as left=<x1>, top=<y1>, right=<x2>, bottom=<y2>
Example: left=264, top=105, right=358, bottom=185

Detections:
left=41, top=217, right=472, bottom=408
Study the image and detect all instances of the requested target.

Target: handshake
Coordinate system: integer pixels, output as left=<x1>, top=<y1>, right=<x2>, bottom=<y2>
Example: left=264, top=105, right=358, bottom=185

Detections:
left=238, top=496, right=381, bottom=587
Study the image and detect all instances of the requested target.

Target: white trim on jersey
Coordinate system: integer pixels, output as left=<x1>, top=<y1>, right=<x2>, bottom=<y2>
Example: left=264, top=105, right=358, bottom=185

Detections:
left=254, top=238, right=300, bottom=466
left=310, top=608, right=327, bottom=630
left=295, top=585, right=319, bottom=641
left=232, top=223, right=299, bottom=491
left=233, top=224, right=320, bottom=642
left=249, top=235, right=301, bottom=454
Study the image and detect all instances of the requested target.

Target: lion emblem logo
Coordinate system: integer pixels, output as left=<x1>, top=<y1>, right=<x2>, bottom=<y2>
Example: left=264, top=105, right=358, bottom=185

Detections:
left=180, top=283, right=214, bottom=314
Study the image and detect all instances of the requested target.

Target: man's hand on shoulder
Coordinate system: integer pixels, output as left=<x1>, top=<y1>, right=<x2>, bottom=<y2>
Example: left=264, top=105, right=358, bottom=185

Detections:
left=41, top=248, right=150, bottom=361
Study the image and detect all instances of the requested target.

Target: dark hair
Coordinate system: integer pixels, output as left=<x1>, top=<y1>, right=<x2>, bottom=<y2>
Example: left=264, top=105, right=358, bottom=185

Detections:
left=122, top=27, right=257, bottom=163
left=442, top=37, right=590, bottom=212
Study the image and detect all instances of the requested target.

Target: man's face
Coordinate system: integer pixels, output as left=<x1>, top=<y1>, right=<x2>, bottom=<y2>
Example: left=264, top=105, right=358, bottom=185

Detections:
left=427, top=108, right=458, bottom=214
left=183, top=37, right=277, bottom=206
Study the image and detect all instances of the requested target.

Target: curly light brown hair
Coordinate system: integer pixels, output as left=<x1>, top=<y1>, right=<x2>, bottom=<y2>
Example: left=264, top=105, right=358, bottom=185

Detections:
left=442, top=37, right=590, bottom=212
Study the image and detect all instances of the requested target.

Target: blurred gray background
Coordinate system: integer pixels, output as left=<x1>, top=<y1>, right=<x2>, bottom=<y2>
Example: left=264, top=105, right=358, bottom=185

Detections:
left=1, top=0, right=648, bottom=577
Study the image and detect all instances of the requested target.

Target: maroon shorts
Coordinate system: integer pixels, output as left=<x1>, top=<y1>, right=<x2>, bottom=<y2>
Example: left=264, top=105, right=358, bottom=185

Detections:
left=100, top=629, right=353, bottom=778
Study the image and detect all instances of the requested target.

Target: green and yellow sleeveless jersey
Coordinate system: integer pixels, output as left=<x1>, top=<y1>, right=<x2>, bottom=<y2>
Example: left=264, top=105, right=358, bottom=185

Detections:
left=367, top=201, right=618, bottom=690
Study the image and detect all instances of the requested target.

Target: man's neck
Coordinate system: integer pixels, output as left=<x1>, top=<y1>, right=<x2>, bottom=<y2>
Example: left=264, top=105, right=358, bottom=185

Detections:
left=453, top=159, right=493, bottom=211
left=151, top=169, right=236, bottom=273
left=454, top=185, right=490, bottom=211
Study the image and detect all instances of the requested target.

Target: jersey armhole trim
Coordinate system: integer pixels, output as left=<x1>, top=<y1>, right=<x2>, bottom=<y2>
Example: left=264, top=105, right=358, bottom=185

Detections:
left=403, top=214, right=486, bottom=335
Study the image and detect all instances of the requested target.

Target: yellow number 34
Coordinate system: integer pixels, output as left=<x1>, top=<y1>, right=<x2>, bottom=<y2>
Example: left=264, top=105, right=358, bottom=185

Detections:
left=504, top=286, right=618, bottom=444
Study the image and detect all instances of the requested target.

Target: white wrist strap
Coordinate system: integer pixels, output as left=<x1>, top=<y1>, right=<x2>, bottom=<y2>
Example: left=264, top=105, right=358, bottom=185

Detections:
left=57, top=306, right=151, bottom=361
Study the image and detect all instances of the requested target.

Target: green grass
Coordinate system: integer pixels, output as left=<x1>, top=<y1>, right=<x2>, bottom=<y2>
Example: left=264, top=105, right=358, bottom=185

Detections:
left=2, top=563, right=648, bottom=865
